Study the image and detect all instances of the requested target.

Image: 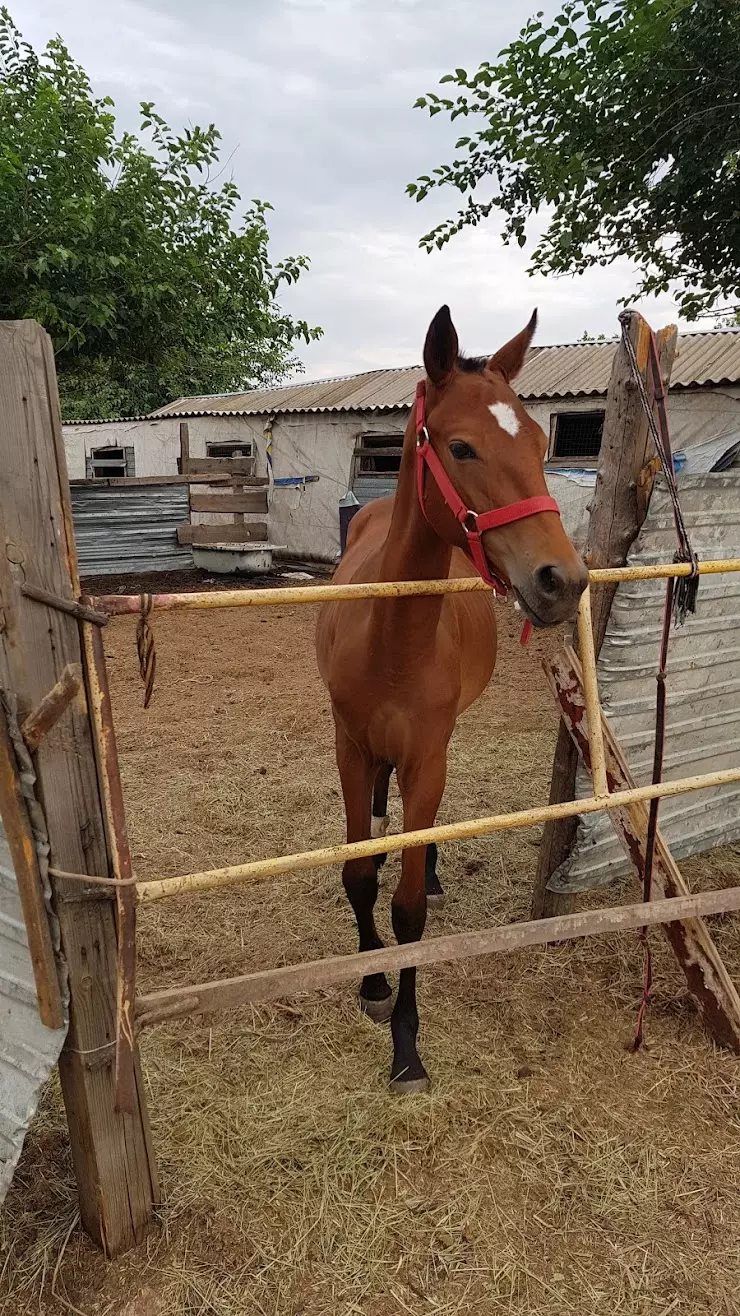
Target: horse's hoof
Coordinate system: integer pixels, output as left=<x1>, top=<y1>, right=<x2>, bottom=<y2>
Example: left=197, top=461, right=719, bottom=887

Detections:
left=426, top=892, right=445, bottom=910
left=389, top=1075, right=431, bottom=1096
left=360, top=992, right=394, bottom=1024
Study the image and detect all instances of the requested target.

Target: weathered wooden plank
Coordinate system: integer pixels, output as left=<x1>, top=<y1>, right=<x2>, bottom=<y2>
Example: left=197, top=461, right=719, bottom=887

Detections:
left=189, top=491, right=268, bottom=514
left=0, top=698, right=64, bottom=1029
left=21, top=663, right=82, bottom=754
left=82, top=621, right=137, bottom=1113
left=0, top=320, right=157, bottom=1255
left=532, top=313, right=678, bottom=919
left=71, top=474, right=231, bottom=487
left=177, top=522, right=269, bottom=545
left=136, top=885, right=740, bottom=1027
left=545, top=645, right=740, bottom=1053
left=187, top=457, right=261, bottom=476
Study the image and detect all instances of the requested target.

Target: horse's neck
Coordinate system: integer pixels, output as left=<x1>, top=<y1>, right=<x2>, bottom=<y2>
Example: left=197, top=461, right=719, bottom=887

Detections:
left=370, top=424, right=452, bottom=656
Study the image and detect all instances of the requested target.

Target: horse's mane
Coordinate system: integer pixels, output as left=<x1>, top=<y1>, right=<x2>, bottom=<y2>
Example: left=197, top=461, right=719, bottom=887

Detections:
left=456, top=353, right=488, bottom=375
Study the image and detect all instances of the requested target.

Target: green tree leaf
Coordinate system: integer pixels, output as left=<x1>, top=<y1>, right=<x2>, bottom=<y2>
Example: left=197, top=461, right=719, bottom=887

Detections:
left=409, top=0, right=740, bottom=319
left=0, top=8, right=321, bottom=419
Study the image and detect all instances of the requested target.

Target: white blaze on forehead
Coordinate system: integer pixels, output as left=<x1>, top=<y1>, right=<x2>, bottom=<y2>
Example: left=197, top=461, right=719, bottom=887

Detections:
left=489, top=401, right=520, bottom=437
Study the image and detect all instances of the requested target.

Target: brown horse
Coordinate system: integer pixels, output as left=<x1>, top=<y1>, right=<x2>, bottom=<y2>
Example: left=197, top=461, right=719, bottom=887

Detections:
left=316, top=306, right=587, bottom=1092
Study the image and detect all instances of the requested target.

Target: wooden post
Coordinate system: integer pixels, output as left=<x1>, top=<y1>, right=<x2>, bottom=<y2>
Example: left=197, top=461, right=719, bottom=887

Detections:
left=179, top=421, right=190, bottom=474
left=0, top=321, right=158, bottom=1255
left=531, top=312, right=678, bottom=919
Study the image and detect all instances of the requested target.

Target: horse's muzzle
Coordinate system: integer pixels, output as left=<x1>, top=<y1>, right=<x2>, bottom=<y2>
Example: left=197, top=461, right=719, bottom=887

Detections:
left=515, top=558, right=589, bottom=627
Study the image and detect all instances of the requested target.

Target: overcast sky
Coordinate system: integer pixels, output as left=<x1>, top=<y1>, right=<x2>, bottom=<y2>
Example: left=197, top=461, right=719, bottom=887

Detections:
left=17, top=0, right=685, bottom=381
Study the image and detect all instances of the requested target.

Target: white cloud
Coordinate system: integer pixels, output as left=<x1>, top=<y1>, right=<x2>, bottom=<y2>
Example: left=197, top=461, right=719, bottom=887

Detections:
left=13, top=0, right=687, bottom=384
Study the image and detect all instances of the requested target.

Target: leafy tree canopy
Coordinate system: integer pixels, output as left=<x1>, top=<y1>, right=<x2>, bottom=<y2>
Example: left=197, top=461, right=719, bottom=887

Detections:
left=0, top=9, right=321, bottom=419
left=408, top=0, right=740, bottom=320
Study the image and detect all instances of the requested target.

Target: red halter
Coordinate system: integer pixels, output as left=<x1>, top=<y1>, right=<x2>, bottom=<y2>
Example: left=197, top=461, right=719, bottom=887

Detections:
left=414, top=380, right=561, bottom=643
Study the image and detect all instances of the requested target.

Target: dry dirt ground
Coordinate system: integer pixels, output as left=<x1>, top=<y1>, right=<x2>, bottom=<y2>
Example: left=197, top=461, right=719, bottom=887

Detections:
left=2, top=582, right=740, bottom=1315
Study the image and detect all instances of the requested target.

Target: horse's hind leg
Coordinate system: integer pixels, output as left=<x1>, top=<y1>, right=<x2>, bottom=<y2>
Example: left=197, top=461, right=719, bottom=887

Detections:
left=336, top=730, right=394, bottom=1022
left=372, top=762, right=393, bottom=871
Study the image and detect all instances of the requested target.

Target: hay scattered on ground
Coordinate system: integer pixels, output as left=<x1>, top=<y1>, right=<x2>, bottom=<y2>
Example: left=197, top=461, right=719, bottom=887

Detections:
left=2, top=598, right=740, bottom=1315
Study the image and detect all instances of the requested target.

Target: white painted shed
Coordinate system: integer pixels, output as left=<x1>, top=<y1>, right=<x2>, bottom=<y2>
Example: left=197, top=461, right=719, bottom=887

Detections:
left=62, top=329, right=740, bottom=564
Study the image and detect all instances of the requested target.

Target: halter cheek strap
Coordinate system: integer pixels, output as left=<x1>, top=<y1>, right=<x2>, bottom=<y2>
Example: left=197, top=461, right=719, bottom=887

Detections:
left=414, top=380, right=562, bottom=643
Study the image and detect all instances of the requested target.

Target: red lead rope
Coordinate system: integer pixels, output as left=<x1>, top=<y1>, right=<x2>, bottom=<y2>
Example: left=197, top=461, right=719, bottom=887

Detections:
left=414, top=380, right=561, bottom=644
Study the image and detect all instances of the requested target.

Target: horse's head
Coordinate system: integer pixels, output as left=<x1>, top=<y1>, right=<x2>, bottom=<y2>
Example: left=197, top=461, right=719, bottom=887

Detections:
left=419, top=305, right=588, bottom=627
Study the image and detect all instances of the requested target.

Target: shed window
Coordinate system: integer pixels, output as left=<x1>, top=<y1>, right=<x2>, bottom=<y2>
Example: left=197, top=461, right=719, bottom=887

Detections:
left=550, top=411, right=604, bottom=465
left=355, top=434, right=403, bottom=476
left=88, top=446, right=134, bottom=478
left=206, top=440, right=254, bottom=458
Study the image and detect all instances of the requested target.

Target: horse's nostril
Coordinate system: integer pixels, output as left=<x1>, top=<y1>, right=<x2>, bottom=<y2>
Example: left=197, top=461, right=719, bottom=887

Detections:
left=535, top=564, right=563, bottom=598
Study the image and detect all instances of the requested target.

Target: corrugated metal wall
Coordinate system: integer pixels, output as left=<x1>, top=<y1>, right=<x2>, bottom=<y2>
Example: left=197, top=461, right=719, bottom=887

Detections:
left=552, top=474, right=740, bottom=893
left=71, top=483, right=193, bottom=576
left=352, top=475, right=399, bottom=507
left=0, top=815, right=66, bottom=1205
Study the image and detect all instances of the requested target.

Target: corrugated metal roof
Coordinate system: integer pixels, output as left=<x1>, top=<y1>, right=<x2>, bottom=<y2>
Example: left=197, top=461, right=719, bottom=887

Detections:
left=0, top=696, right=67, bottom=1207
left=152, top=331, right=740, bottom=418
left=63, top=411, right=256, bottom=426
left=71, top=483, right=193, bottom=576
left=550, top=473, right=740, bottom=893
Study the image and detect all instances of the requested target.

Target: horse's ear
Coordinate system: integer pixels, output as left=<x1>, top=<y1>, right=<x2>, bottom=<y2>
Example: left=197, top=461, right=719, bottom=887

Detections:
left=487, top=310, right=537, bottom=383
left=423, top=305, right=459, bottom=387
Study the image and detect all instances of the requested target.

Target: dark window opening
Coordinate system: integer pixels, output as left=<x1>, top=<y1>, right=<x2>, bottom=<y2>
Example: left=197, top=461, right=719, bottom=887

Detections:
left=355, top=434, right=403, bottom=475
left=89, top=446, right=131, bottom=478
left=206, top=441, right=254, bottom=458
left=550, top=411, right=604, bottom=465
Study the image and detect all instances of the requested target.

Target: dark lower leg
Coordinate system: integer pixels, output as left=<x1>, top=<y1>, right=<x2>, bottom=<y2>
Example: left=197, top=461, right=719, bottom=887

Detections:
left=343, top=858, right=392, bottom=1005
left=336, top=734, right=392, bottom=1013
left=425, top=842, right=444, bottom=904
left=390, top=901, right=427, bottom=1088
left=389, top=753, right=447, bottom=1091
left=372, top=763, right=393, bottom=871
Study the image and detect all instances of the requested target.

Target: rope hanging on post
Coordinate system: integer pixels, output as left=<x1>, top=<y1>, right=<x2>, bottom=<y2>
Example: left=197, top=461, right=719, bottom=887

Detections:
left=136, top=593, right=156, bottom=709
left=620, top=314, right=700, bottom=1048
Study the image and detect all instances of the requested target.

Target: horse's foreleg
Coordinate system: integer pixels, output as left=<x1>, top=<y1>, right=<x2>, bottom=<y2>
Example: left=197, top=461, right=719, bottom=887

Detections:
left=424, top=841, right=445, bottom=908
left=390, top=754, right=447, bottom=1094
left=371, top=762, right=393, bottom=871
left=336, top=730, right=394, bottom=1022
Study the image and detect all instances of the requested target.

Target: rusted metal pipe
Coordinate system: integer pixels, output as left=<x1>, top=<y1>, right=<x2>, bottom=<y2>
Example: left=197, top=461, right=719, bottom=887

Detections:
left=576, top=588, right=609, bottom=798
left=91, top=557, right=740, bottom=617
left=136, top=764, right=740, bottom=904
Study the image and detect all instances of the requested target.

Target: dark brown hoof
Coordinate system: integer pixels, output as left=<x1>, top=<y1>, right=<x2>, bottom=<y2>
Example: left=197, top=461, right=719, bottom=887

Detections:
left=360, top=992, right=394, bottom=1024
left=426, top=892, right=445, bottom=910
left=389, top=1075, right=431, bottom=1095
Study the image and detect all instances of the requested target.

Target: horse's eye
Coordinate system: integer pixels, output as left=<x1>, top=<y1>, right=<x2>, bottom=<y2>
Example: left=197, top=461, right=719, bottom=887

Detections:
left=449, top=441, right=478, bottom=462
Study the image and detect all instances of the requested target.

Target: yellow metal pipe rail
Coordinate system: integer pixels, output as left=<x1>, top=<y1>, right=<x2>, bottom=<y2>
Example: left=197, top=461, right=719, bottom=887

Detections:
left=92, top=557, right=740, bottom=616
left=136, top=765, right=740, bottom=904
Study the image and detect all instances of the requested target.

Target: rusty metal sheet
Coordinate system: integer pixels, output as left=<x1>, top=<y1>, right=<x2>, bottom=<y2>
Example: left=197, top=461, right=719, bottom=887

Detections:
left=0, top=717, right=67, bottom=1205
left=551, top=473, right=740, bottom=893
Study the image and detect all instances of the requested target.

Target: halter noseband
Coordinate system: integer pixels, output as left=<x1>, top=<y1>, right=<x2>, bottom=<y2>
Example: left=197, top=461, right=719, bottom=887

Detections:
left=414, top=378, right=560, bottom=604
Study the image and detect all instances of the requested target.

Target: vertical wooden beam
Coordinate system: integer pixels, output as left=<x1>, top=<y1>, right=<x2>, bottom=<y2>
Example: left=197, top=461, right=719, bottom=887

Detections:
left=532, top=312, right=678, bottom=918
left=0, top=321, right=157, bottom=1255
left=179, top=421, right=190, bottom=475
left=575, top=588, right=608, bottom=799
